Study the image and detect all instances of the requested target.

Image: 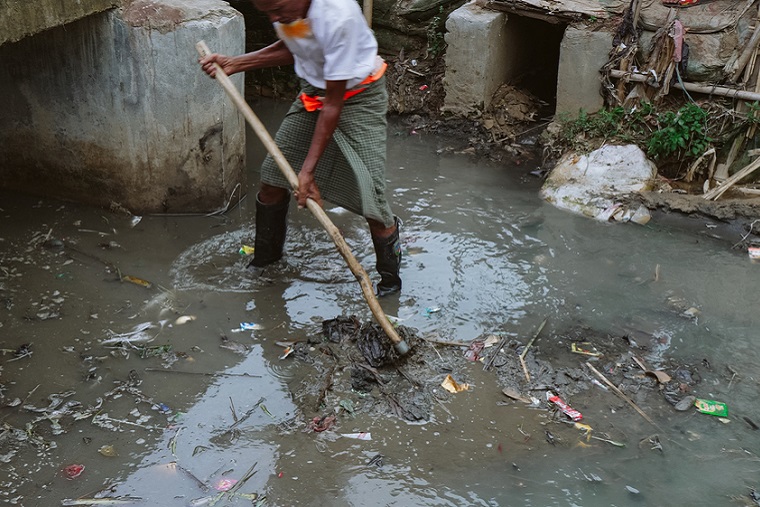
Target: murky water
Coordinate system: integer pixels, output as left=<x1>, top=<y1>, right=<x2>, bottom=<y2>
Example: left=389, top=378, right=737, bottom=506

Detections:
left=2, top=101, right=760, bottom=506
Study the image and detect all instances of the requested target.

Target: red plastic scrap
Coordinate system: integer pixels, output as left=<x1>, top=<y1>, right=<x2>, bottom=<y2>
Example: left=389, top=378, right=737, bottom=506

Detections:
left=547, top=392, right=583, bottom=421
left=63, top=464, right=85, bottom=480
left=308, top=415, right=336, bottom=432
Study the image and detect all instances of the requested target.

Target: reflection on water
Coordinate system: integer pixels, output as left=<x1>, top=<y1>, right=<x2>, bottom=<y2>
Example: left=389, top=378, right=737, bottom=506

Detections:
left=1, top=106, right=760, bottom=506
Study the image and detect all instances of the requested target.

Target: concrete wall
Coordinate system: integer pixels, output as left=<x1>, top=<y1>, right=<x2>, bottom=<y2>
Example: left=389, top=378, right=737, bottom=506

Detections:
left=443, top=1, right=517, bottom=113
left=0, top=0, right=246, bottom=214
left=0, top=0, right=118, bottom=46
left=556, top=27, right=610, bottom=116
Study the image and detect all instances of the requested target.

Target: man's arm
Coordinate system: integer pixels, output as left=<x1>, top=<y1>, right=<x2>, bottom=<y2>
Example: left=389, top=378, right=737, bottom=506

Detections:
left=295, top=79, right=348, bottom=208
left=200, top=40, right=294, bottom=78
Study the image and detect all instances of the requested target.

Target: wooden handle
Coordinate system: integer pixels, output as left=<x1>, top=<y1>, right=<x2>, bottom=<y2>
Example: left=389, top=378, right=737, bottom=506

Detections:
left=196, top=41, right=407, bottom=350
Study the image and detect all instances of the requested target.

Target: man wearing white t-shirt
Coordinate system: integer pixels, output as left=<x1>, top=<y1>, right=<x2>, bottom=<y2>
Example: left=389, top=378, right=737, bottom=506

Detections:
left=201, top=0, right=402, bottom=297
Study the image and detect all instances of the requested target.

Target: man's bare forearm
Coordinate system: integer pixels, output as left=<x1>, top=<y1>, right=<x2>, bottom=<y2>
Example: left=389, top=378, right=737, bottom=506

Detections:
left=230, top=40, right=295, bottom=74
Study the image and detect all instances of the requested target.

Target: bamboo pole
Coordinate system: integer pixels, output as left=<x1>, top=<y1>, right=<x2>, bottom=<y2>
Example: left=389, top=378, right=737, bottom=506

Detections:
left=363, top=0, right=373, bottom=27
left=609, top=69, right=760, bottom=102
left=703, top=155, right=760, bottom=200
left=729, top=22, right=760, bottom=82
left=585, top=362, right=661, bottom=430
left=196, top=41, right=409, bottom=354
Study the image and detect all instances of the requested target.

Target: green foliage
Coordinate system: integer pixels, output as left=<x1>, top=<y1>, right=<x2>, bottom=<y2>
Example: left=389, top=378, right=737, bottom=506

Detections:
left=427, top=7, right=446, bottom=58
left=646, top=103, right=712, bottom=159
left=746, top=101, right=760, bottom=126
left=556, top=102, right=714, bottom=162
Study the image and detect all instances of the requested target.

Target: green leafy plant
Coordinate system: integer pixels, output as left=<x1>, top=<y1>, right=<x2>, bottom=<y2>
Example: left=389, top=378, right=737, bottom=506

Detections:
left=555, top=102, right=713, bottom=163
left=647, top=103, right=712, bottom=159
left=427, top=7, right=447, bottom=58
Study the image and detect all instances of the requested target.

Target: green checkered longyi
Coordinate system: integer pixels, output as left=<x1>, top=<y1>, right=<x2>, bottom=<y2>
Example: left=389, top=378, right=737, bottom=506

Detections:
left=259, top=75, right=395, bottom=227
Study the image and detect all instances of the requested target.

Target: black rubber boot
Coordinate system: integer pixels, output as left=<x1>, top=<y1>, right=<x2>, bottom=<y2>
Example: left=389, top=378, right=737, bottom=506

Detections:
left=372, top=219, right=402, bottom=297
left=247, top=193, right=289, bottom=269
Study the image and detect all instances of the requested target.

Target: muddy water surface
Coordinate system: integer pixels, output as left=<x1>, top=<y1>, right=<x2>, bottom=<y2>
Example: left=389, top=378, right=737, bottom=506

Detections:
left=2, top=104, right=760, bottom=506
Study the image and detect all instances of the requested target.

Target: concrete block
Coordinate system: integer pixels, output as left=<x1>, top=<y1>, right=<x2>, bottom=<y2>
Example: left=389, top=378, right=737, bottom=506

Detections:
left=444, top=1, right=516, bottom=113
left=0, top=0, right=118, bottom=46
left=555, top=27, right=610, bottom=116
left=0, top=0, right=246, bottom=213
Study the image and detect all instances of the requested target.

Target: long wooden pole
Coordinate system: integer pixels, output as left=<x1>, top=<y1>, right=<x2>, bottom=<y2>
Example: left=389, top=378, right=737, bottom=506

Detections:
left=196, top=41, right=409, bottom=354
left=609, top=69, right=760, bottom=102
left=363, top=0, right=373, bottom=27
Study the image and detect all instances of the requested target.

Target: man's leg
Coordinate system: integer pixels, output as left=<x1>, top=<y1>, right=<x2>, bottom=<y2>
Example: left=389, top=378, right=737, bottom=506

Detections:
left=248, top=183, right=291, bottom=269
left=368, top=217, right=402, bottom=296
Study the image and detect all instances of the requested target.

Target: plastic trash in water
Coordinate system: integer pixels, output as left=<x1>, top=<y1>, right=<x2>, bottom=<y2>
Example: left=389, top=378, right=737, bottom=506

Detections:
left=239, top=245, right=255, bottom=256
left=547, top=391, right=583, bottom=421
left=695, top=398, right=728, bottom=417
left=441, top=374, right=469, bottom=393
left=279, top=346, right=294, bottom=360
left=341, top=432, right=372, bottom=441
left=64, top=464, right=85, bottom=479
left=232, top=322, right=264, bottom=333
left=749, top=246, right=760, bottom=262
left=98, top=445, right=117, bottom=457
left=424, top=307, right=441, bottom=316
left=571, top=342, right=602, bottom=357
left=214, top=478, right=238, bottom=492
left=175, top=315, right=196, bottom=325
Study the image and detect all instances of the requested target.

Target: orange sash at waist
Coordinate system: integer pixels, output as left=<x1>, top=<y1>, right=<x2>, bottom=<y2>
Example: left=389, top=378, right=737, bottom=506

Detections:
left=298, top=61, right=387, bottom=112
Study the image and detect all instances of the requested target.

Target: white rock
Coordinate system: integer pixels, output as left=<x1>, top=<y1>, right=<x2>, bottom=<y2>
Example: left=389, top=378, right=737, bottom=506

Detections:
left=540, top=145, right=657, bottom=222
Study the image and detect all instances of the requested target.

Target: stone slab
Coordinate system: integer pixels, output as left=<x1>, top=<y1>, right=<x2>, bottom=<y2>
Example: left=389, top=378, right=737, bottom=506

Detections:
left=0, top=0, right=118, bottom=46
left=555, top=26, right=610, bottom=116
left=0, top=0, right=246, bottom=213
left=444, top=0, right=515, bottom=113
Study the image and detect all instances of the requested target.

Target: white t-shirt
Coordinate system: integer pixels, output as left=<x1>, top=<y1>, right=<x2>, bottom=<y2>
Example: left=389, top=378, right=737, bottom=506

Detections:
left=274, top=0, right=378, bottom=89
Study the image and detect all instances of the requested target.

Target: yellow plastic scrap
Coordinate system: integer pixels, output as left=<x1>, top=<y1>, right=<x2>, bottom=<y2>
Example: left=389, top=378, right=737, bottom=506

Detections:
left=570, top=342, right=602, bottom=357
left=441, top=374, right=470, bottom=393
left=121, top=275, right=152, bottom=289
left=574, top=422, right=593, bottom=441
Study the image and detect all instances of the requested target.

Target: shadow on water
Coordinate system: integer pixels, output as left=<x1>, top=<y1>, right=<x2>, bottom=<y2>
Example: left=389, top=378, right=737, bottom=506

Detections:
left=1, top=99, right=760, bottom=505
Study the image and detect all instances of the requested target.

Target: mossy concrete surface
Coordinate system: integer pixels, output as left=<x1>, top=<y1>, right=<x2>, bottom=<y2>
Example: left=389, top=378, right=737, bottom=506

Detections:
left=0, top=0, right=118, bottom=46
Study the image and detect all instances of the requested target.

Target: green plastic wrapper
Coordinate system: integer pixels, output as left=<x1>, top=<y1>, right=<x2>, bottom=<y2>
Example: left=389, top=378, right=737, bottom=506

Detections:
left=695, top=398, right=728, bottom=417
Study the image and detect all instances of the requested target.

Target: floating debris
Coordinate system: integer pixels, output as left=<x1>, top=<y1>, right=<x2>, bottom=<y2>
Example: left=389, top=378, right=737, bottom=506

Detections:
left=219, top=335, right=249, bottom=354
left=341, top=432, right=372, bottom=441
left=214, top=478, right=238, bottom=492
left=571, top=342, right=602, bottom=357
left=695, top=399, right=728, bottom=417
left=98, top=445, right=117, bottom=457
left=61, top=497, right=143, bottom=505
left=121, top=275, right=152, bottom=289
left=63, top=464, right=85, bottom=480
left=441, top=374, right=469, bottom=393
left=101, top=322, right=156, bottom=346
left=547, top=391, right=582, bottom=421
left=233, top=322, right=263, bottom=332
